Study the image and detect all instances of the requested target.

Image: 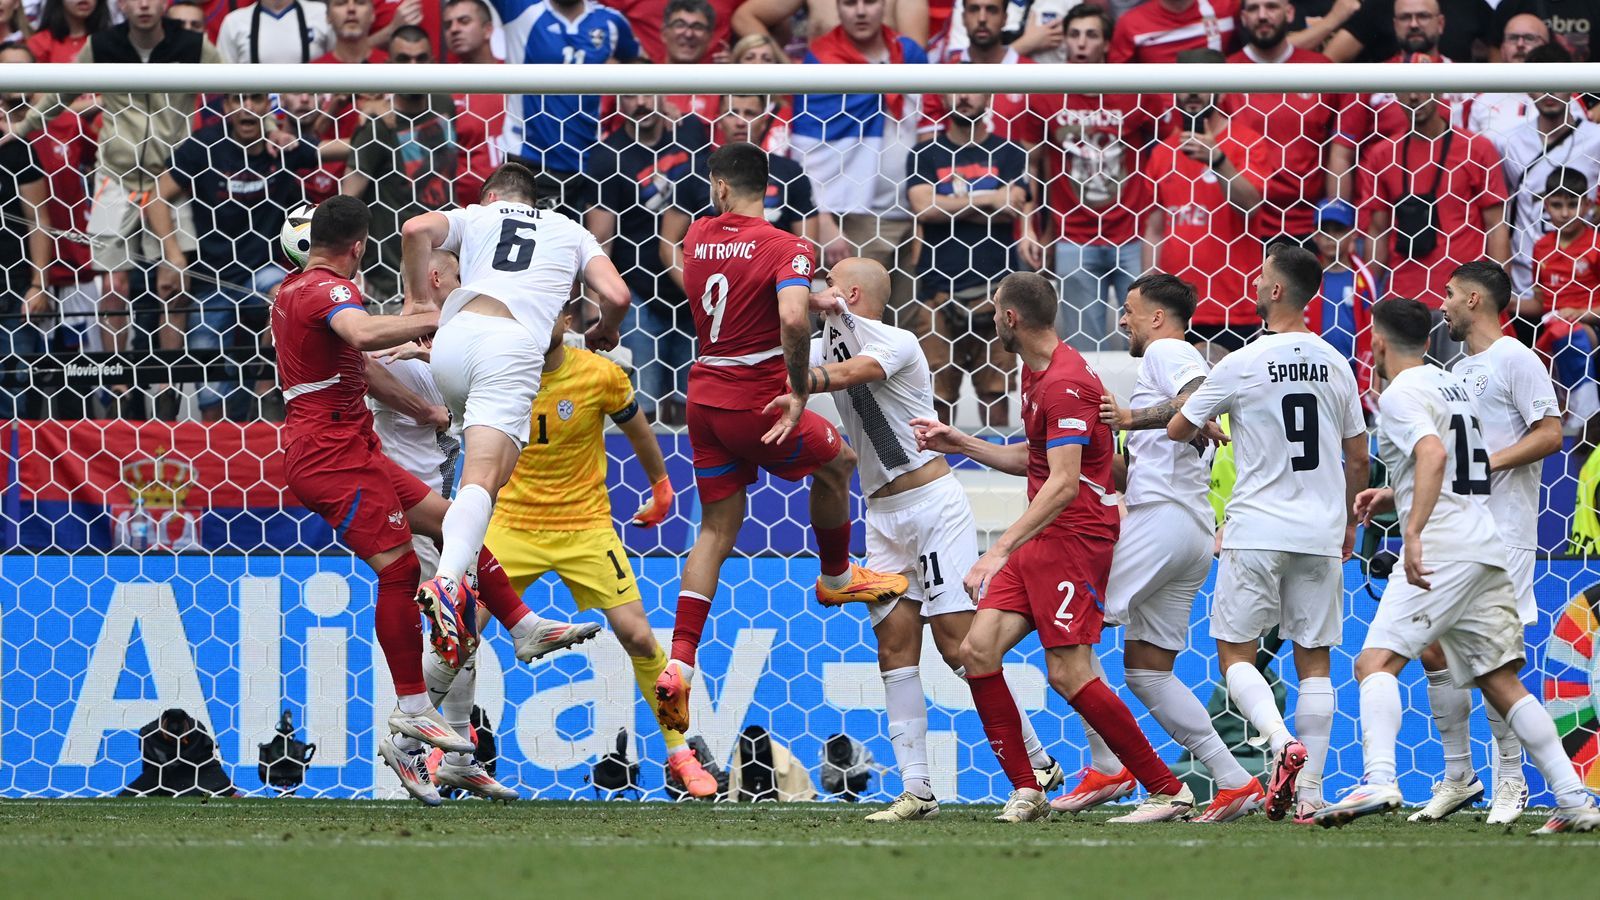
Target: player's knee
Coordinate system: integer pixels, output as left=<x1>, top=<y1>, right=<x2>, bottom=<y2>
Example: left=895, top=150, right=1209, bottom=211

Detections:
left=612, top=617, right=657, bottom=658
left=874, top=622, right=919, bottom=669
left=957, top=636, right=1001, bottom=676
left=1418, top=642, right=1448, bottom=672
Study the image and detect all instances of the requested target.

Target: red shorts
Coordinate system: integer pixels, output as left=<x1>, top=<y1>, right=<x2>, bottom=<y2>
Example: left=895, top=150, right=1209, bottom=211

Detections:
left=980, top=531, right=1115, bottom=649
left=284, top=428, right=432, bottom=559
left=686, top=401, right=844, bottom=504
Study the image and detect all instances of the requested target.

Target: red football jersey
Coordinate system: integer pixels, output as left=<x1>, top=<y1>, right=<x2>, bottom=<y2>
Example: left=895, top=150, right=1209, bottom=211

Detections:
left=683, top=212, right=817, bottom=410
left=1020, top=342, right=1120, bottom=542
left=1535, top=226, right=1600, bottom=313
left=1108, top=0, right=1238, bottom=64
left=271, top=266, right=374, bottom=442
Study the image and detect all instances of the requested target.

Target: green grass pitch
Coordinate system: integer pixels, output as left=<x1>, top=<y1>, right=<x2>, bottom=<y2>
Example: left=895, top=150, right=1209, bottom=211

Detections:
left=3, top=798, right=1593, bottom=899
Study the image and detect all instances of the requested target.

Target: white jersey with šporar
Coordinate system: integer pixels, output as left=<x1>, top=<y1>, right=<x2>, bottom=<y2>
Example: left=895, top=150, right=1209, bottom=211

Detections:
left=1451, top=336, right=1560, bottom=552
left=369, top=356, right=449, bottom=494
left=814, top=303, right=940, bottom=497
left=1377, top=365, right=1507, bottom=568
left=438, top=201, right=606, bottom=345
left=1124, top=338, right=1212, bottom=528
left=1180, top=331, right=1365, bottom=557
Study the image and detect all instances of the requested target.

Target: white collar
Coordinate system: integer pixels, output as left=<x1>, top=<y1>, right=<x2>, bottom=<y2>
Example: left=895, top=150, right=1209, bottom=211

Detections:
left=1242, top=43, right=1294, bottom=65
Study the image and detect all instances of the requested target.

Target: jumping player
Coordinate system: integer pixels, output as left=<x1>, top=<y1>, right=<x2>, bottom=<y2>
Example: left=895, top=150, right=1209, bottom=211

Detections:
left=771, top=258, right=1064, bottom=821
left=273, top=197, right=590, bottom=806
left=654, top=143, right=908, bottom=735
left=1315, top=297, right=1600, bottom=835
left=398, top=161, right=631, bottom=635
left=1088, top=273, right=1267, bottom=823
left=914, top=271, right=1194, bottom=824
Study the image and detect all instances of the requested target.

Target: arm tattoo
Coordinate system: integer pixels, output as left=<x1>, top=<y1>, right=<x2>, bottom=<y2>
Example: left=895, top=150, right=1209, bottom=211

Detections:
left=1125, top=376, right=1207, bottom=431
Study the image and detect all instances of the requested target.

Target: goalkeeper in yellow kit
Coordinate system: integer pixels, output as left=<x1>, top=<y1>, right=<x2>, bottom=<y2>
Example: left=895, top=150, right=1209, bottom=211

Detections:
left=483, top=300, right=716, bottom=798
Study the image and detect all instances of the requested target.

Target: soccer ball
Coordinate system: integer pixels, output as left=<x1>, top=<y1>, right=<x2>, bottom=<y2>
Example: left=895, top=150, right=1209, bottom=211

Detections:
left=280, top=203, right=315, bottom=269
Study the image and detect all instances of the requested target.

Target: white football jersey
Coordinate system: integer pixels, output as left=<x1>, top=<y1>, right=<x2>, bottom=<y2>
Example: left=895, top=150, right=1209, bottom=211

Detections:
left=439, top=201, right=606, bottom=345
left=813, top=303, right=940, bottom=497
left=1181, top=332, right=1365, bottom=556
left=1377, top=365, right=1506, bottom=567
left=1451, top=336, right=1559, bottom=551
left=369, top=356, right=449, bottom=493
left=1124, top=338, right=1213, bottom=528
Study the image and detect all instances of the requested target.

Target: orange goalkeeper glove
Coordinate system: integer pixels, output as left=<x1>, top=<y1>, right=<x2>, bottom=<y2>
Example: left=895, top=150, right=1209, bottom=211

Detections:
left=630, top=477, right=674, bottom=528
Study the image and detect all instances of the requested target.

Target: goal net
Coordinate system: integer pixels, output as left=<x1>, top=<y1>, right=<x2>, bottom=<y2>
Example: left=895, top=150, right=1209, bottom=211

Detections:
left=0, top=62, right=1596, bottom=804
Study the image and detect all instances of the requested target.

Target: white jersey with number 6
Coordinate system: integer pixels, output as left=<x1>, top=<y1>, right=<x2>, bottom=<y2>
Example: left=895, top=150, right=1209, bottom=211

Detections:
left=438, top=201, right=606, bottom=345
left=1180, top=332, right=1365, bottom=557
left=814, top=303, right=940, bottom=497
left=1376, top=364, right=1506, bottom=568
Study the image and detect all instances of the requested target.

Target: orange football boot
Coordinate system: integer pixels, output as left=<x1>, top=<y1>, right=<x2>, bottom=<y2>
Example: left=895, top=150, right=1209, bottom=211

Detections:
left=667, top=747, right=718, bottom=799
left=816, top=563, right=910, bottom=607
left=655, top=663, right=691, bottom=733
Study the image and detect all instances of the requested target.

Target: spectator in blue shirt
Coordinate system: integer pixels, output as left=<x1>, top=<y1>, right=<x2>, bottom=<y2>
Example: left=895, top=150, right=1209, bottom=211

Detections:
left=494, top=0, right=642, bottom=218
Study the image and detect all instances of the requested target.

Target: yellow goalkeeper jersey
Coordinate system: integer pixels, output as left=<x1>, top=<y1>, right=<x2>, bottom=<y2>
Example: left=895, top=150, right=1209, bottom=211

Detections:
left=492, top=348, right=635, bottom=532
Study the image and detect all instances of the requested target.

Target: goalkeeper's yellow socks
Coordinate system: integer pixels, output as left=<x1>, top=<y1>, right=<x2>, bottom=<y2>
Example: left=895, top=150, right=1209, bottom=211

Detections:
left=631, top=646, right=687, bottom=751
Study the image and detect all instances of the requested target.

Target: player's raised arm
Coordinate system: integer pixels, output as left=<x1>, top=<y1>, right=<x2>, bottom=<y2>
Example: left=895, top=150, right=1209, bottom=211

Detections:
left=328, top=306, right=440, bottom=352
left=581, top=251, right=631, bottom=351
left=399, top=211, right=453, bottom=310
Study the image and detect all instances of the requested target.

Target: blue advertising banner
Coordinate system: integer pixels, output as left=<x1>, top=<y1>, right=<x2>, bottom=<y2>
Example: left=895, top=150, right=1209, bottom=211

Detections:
left=2, top=553, right=1596, bottom=803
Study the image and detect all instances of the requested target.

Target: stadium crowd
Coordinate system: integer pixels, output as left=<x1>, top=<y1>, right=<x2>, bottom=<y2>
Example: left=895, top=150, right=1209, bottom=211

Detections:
left=0, top=0, right=1598, bottom=430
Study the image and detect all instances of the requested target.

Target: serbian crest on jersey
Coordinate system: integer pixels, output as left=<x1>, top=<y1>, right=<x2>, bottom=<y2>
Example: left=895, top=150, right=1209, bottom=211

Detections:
left=558, top=399, right=575, bottom=420
left=330, top=284, right=352, bottom=303
left=792, top=254, right=811, bottom=276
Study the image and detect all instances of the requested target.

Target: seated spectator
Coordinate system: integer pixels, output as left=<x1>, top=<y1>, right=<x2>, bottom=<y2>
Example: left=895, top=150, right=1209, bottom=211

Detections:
left=314, top=0, right=387, bottom=62
left=446, top=0, right=504, bottom=205
left=1143, top=49, right=1269, bottom=357
left=734, top=0, right=930, bottom=48
left=1462, top=13, right=1555, bottom=137
left=1359, top=89, right=1508, bottom=360
left=793, top=0, right=928, bottom=313
left=659, top=0, right=724, bottom=122
left=27, top=0, right=109, bottom=63
left=1533, top=167, right=1600, bottom=318
left=1498, top=45, right=1600, bottom=327
left=588, top=90, right=709, bottom=423
left=610, top=0, right=741, bottom=63
left=904, top=92, right=1028, bottom=426
left=1226, top=0, right=1354, bottom=246
left=340, top=27, right=459, bottom=300
left=217, top=0, right=332, bottom=63
left=493, top=0, right=642, bottom=221
left=995, top=3, right=1150, bottom=350
left=166, top=0, right=209, bottom=32
left=1109, top=0, right=1239, bottom=64
left=1308, top=199, right=1380, bottom=400
left=151, top=93, right=317, bottom=421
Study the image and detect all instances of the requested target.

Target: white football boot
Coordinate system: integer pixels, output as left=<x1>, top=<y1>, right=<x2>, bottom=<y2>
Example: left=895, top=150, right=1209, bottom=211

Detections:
left=994, top=788, right=1052, bottom=822
left=864, top=791, right=940, bottom=822
left=1485, top=778, right=1529, bottom=826
left=514, top=620, right=603, bottom=662
left=1033, top=757, right=1067, bottom=794
left=1312, top=782, right=1404, bottom=828
left=1107, top=783, right=1196, bottom=824
left=388, top=705, right=474, bottom=753
left=379, top=735, right=442, bottom=807
left=435, top=757, right=519, bottom=802
left=1530, top=796, right=1600, bottom=835
left=1407, top=776, right=1485, bottom=822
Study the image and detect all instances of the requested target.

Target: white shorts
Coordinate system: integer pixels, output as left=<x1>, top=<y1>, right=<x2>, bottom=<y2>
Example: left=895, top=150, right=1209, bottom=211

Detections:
left=1105, top=503, right=1213, bottom=652
left=1364, top=561, right=1525, bottom=688
left=430, top=311, right=545, bottom=449
left=863, top=473, right=980, bottom=627
left=1211, top=548, right=1344, bottom=648
left=1506, top=546, right=1536, bottom=626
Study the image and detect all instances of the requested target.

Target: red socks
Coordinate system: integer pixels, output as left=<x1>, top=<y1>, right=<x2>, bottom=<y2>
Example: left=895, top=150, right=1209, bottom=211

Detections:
left=1070, top=677, right=1184, bottom=796
left=968, top=670, right=1041, bottom=791
left=375, top=552, right=425, bottom=696
left=814, top=523, right=851, bottom=578
left=670, top=592, right=712, bottom=667
left=475, top=546, right=532, bottom=628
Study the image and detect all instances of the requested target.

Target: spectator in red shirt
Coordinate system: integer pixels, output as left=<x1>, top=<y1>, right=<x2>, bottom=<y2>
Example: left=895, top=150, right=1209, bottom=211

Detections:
left=1145, top=49, right=1273, bottom=355
left=1225, top=0, right=1354, bottom=245
left=1533, top=166, right=1600, bottom=316
left=315, top=0, right=389, bottom=63
left=445, top=0, right=503, bottom=206
left=1360, top=89, right=1509, bottom=356
left=1108, top=0, right=1238, bottom=64
left=27, top=0, right=109, bottom=63
left=998, top=4, right=1150, bottom=350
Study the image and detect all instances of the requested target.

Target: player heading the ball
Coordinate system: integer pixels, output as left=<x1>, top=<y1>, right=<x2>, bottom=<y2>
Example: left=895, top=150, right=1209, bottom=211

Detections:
left=397, top=162, right=631, bottom=649
left=655, top=142, right=909, bottom=736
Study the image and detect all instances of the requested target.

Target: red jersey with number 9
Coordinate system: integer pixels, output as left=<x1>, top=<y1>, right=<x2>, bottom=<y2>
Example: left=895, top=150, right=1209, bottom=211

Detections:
left=683, top=212, right=817, bottom=410
left=271, top=266, right=374, bottom=443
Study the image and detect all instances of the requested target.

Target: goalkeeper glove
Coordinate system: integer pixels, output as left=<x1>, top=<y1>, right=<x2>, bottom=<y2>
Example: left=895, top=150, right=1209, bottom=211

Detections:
left=630, top=477, right=674, bottom=528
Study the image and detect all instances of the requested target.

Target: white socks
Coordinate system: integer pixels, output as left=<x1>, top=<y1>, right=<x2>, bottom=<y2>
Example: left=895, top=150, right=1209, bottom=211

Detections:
left=1484, top=703, right=1525, bottom=784
left=882, top=666, right=932, bottom=799
left=1226, top=662, right=1292, bottom=754
left=1128, top=667, right=1251, bottom=792
left=436, top=483, right=494, bottom=586
left=1425, top=668, right=1476, bottom=782
left=510, top=611, right=543, bottom=642
left=397, top=692, right=431, bottom=716
left=1503, top=694, right=1587, bottom=808
left=1296, top=676, right=1335, bottom=803
left=1359, top=672, right=1402, bottom=785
